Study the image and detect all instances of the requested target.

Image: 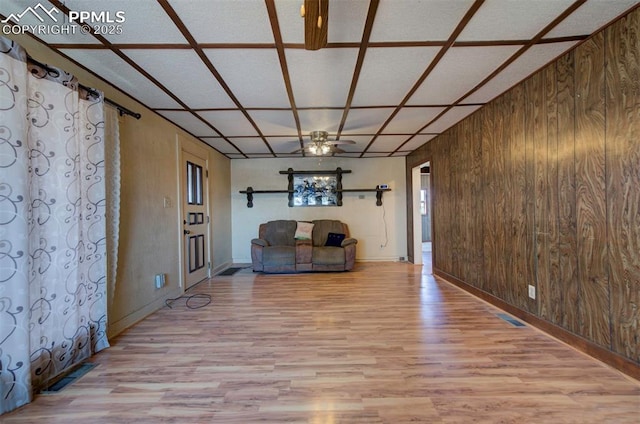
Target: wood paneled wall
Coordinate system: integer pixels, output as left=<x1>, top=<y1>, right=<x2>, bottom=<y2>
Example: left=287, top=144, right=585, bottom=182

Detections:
left=407, top=9, right=640, bottom=367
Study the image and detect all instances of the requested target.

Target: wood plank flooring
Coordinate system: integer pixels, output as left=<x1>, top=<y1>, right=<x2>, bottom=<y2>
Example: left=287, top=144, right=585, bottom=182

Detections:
left=4, top=262, right=639, bottom=423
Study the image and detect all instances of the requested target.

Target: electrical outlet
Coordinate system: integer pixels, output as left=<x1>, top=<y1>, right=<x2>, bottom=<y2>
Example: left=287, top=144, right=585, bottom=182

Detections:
left=528, top=284, right=536, bottom=299
left=155, top=273, right=166, bottom=289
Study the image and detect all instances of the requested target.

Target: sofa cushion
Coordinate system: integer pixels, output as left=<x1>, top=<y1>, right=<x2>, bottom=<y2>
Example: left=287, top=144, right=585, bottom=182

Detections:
left=263, top=246, right=296, bottom=266
left=294, top=221, right=314, bottom=240
left=325, top=232, right=346, bottom=247
left=312, top=246, right=345, bottom=265
left=312, top=220, right=347, bottom=247
left=263, top=220, right=296, bottom=246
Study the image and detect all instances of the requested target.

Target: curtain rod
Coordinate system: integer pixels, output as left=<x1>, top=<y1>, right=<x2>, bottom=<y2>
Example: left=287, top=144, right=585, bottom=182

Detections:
left=102, top=94, right=141, bottom=120
left=27, top=56, right=141, bottom=120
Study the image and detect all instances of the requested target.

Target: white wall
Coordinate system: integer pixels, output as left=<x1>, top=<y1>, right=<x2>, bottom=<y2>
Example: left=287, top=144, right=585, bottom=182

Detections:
left=231, top=157, right=407, bottom=263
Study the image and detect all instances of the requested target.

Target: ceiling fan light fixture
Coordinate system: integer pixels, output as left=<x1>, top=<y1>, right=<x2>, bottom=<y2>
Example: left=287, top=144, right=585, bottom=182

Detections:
left=309, top=130, right=328, bottom=142
left=290, top=131, right=353, bottom=156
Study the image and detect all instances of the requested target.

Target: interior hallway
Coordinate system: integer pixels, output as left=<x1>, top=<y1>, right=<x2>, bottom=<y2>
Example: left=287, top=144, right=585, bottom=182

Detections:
left=3, top=262, right=638, bottom=423
left=423, top=241, right=432, bottom=275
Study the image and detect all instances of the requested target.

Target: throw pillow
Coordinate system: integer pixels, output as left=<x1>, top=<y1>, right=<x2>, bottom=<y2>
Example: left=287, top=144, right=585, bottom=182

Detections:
left=325, top=232, right=346, bottom=247
left=294, top=221, right=314, bottom=240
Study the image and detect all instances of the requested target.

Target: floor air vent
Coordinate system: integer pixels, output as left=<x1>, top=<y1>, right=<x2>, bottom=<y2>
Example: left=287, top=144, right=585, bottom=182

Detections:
left=42, top=362, right=97, bottom=393
left=497, top=313, right=526, bottom=327
left=218, top=267, right=243, bottom=276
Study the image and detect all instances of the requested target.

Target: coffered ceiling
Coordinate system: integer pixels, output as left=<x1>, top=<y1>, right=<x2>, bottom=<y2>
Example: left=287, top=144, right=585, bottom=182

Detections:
left=3, top=0, right=639, bottom=159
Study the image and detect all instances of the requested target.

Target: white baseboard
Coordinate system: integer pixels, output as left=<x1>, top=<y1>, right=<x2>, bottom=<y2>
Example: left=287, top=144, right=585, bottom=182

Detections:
left=356, top=257, right=407, bottom=262
left=107, top=287, right=183, bottom=339
left=210, top=260, right=233, bottom=276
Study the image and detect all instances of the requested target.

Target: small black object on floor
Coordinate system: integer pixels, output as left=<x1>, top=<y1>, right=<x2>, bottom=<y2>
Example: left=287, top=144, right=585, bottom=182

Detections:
left=218, top=267, right=243, bottom=276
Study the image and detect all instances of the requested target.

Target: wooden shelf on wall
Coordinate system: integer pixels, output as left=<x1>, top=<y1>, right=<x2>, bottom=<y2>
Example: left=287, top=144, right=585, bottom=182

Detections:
left=239, top=168, right=392, bottom=208
left=238, top=187, right=291, bottom=208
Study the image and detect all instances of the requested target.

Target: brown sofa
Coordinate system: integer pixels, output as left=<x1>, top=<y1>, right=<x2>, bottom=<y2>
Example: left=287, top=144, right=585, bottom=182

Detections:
left=251, top=220, right=357, bottom=273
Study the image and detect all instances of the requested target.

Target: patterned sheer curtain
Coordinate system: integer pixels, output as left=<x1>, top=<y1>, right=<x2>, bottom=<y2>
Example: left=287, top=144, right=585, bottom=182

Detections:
left=0, top=37, right=109, bottom=415
left=104, top=105, right=121, bottom=316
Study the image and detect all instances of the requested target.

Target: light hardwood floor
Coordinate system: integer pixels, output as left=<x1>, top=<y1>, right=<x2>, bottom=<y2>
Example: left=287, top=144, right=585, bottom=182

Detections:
left=4, top=262, right=639, bottom=423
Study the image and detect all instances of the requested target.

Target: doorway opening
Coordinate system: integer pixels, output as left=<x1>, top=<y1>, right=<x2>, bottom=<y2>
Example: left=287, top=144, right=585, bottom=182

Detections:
left=412, top=161, right=432, bottom=274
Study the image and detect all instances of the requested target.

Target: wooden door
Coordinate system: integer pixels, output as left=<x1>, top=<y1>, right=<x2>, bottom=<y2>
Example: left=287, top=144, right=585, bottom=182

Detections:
left=182, top=151, right=209, bottom=288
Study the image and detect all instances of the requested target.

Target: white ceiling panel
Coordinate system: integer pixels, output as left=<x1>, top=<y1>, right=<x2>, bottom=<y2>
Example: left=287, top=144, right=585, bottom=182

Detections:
left=229, top=138, right=272, bottom=154
left=276, top=0, right=370, bottom=44
left=286, top=48, right=359, bottom=107
left=247, top=110, right=298, bottom=136
left=269, top=137, right=303, bottom=154
left=370, top=0, right=476, bottom=42
left=124, top=49, right=235, bottom=109
left=352, top=47, right=440, bottom=106
left=200, top=138, right=241, bottom=154
left=168, top=0, right=274, bottom=43
left=326, top=0, right=370, bottom=42
left=362, top=152, right=392, bottom=158
left=334, top=135, right=372, bottom=152
left=198, top=111, right=259, bottom=137
left=392, top=151, right=411, bottom=156
left=422, top=105, right=481, bottom=133
left=204, top=49, right=290, bottom=108
left=298, top=109, right=346, bottom=134
left=157, top=111, right=219, bottom=137
left=61, top=0, right=187, bottom=44
left=545, top=0, right=640, bottom=38
left=400, top=134, right=437, bottom=151
left=368, top=135, right=409, bottom=152
left=407, top=46, right=520, bottom=105
left=273, top=0, right=305, bottom=44
left=465, top=41, right=578, bottom=104
left=458, top=0, right=576, bottom=41
left=342, top=108, right=395, bottom=134
left=246, top=153, right=275, bottom=158
left=60, top=49, right=181, bottom=109
left=226, top=154, right=246, bottom=159
left=382, top=107, right=446, bottom=134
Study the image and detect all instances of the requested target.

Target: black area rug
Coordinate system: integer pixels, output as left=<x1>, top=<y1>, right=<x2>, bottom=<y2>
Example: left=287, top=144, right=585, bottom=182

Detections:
left=218, top=267, right=243, bottom=276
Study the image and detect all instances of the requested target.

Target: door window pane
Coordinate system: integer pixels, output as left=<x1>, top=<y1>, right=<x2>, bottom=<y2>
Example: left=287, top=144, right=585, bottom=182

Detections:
left=186, top=161, right=203, bottom=205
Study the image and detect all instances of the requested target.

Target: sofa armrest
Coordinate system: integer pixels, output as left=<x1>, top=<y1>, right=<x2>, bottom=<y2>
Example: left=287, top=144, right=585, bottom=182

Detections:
left=341, top=237, right=357, bottom=247
left=251, top=238, right=268, bottom=247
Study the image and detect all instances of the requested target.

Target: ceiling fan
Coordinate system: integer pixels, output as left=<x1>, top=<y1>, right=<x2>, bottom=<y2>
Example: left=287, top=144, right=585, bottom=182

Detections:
left=300, top=0, right=329, bottom=50
left=290, top=130, right=356, bottom=155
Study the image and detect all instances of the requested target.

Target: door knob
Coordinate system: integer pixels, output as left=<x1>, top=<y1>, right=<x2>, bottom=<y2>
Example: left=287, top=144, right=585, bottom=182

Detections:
left=184, top=229, right=191, bottom=235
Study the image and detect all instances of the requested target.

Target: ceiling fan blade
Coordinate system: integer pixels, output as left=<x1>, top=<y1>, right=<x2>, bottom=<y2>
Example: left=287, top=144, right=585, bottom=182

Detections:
left=289, top=148, right=305, bottom=154
left=328, top=139, right=356, bottom=145
left=304, top=0, right=328, bottom=50
left=331, top=146, right=346, bottom=154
